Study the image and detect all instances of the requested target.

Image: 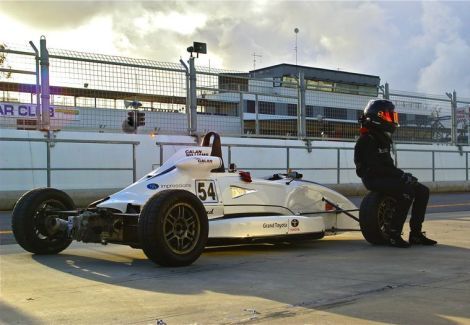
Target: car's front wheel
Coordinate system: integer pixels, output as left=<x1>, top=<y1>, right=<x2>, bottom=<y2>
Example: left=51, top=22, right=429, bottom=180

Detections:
left=138, top=190, right=208, bottom=267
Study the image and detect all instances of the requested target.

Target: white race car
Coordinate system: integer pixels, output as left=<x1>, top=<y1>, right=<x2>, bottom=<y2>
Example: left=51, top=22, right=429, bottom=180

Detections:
left=12, top=132, right=386, bottom=267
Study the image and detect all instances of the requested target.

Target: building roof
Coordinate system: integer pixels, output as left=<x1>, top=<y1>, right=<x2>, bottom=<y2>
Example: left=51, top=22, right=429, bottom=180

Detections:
left=249, top=63, right=380, bottom=87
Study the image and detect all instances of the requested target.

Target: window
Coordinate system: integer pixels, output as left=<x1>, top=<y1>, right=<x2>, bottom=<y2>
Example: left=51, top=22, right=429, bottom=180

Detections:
left=287, top=104, right=297, bottom=116
left=281, top=76, right=297, bottom=88
left=306, top=80, right=333, bottom=92
left=259, top=101, right=275, bottom=115
left=415, top=114, right=428, bottom=125
left=304, top=78, right=378, bottom=96
left=356, top=110, right=363, bottom=120
left=306, top=105, right=314, bottom=117
left=398, top=113, right=407, bottom=124
left=246, top=100, right=255, bottom=113
left=324, top=107, right=347, bottom=120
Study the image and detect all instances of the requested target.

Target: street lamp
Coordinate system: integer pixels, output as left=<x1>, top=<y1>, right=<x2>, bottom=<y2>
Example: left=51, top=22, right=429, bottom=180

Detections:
left=294, top=28, right=299, bottom=66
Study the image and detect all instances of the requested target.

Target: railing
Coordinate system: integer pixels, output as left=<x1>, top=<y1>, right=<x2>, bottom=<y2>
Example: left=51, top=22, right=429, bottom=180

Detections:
left=155, top=142, right=470, bottom=184
left=0, top=137, right=140, bottom=187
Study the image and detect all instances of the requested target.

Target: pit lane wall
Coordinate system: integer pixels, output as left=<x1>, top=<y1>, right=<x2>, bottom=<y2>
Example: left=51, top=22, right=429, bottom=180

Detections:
left=1, top=128, right=469, bottom=210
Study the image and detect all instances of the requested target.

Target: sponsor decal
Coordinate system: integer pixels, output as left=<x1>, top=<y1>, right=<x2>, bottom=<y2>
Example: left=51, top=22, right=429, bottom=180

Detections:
left=0, top=102, right=80, bottom=120
left=147, top=183, right=159, bottom=190
left=289, top=218, right=300, bottom=232
left=196, top=158, right=212, bottom=164
left=230, top=186, right=257, bottom=199
left=160, top=184, right=191, bottom=189
left=185, top=149, right=209, bottom=157
left=263, top=222, right=288, bottom=229
left=206, top=208, right=214, bottom=215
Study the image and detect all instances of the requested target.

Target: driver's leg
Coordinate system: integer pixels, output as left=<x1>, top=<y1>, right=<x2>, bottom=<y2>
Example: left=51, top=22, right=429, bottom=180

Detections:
left=409, top=182, right=429, bottom=233
left=409, top=183, right=437, bottom=245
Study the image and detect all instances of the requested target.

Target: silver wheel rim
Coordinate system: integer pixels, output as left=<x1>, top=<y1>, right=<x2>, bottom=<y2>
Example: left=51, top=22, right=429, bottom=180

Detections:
left=163, top=203, right=201, bottom=255
left=33, top=199, right=67, bottom=242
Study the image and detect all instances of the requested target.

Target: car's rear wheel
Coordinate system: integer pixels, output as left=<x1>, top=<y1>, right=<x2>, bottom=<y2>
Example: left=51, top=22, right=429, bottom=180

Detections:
left=138, top=190, right=208, bottom=267
left=12, top=188, right=74, bottom=254
left=359, top=192, right=396, bottom=245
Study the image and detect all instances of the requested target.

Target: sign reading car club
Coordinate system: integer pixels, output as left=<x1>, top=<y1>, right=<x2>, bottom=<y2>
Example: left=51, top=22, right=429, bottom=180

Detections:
left=0, top=102, right=80, bottom=121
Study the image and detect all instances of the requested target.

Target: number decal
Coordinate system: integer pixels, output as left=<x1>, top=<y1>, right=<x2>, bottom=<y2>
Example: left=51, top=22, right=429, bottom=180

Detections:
left=197, top=182, right=207, bottom=201
left=195, top=180, right=218, bottom=203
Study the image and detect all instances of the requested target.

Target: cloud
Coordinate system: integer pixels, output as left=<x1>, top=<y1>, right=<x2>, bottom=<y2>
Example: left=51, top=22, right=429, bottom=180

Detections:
left=1, top=1, right=470, bottom=98
left=0, top=1, right=115, bottom=29
left=415, top=2, right=470, bottom=98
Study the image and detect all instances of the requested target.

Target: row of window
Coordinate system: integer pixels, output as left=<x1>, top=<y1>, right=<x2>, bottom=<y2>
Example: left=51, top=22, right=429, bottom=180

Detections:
left=246, top=101, right=351, bottom=119
left=279, top=76, right=378, bottom=97
left=245, top=100, right=430, bottom=124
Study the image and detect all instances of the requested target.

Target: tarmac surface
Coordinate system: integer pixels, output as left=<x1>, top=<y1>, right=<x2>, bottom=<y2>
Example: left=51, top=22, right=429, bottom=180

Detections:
left=1, top=193, right=469, bottom=324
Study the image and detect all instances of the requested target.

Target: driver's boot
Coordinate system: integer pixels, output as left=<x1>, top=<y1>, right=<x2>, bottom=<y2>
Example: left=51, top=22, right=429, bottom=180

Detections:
left=409, top=231, right=437, bottom=246
left=388, top=230, right=411, bottom=248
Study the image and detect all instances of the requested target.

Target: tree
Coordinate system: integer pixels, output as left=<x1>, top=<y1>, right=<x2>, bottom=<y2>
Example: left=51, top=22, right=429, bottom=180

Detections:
left=0, top=43, right=12, bottom=79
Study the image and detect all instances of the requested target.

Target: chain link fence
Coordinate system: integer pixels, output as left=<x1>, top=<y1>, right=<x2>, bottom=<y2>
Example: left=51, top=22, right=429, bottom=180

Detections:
left=1, top=38, right=469, bottom=145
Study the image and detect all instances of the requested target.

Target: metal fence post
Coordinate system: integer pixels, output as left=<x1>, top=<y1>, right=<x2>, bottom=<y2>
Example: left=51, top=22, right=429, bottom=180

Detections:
left=446, top=90, right=457, bottom=145
left=432, top=151, right=435, bottom=182
left=132, top=144, right=137, bottom=182
left=46, top=132, right=51, bottom=187
left=337, top=148, right=340, bottom=184
left=286, top=147, right=290, bottom=171
left=466, top=151, right=469, bottom=181
left=255, top=94, right=259, bottom=135
left=298, top=71, right=306, bottom=138
left=29, top=41, right=41, bottom=128
left=39, top=36, right=50, bottom=130
left=239, top=92, right=244, bottom=135
left=188, top=56, right=197, bottom=135
left=179, top=59, right=191, bottom=135
left=383, top=82, right=390, bottom=100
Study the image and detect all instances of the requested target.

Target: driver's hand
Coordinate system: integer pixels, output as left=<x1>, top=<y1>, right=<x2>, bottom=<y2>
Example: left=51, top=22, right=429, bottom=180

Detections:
left=401, top=172, right=417, bottom=184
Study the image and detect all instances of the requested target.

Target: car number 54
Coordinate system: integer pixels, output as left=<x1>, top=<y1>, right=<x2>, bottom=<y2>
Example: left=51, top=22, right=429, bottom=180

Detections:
left=196, top=180, right=218, bottom=203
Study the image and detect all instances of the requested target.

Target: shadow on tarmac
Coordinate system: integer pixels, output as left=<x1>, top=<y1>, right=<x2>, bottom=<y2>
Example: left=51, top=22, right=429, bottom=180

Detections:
left=0, top=300, right=42, bottom=325
left=30, top=238, right=470, bottom=324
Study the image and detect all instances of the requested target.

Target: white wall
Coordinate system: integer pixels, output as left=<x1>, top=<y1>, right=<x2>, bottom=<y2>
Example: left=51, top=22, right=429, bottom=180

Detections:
left=1, top=128, right=469, bottom=195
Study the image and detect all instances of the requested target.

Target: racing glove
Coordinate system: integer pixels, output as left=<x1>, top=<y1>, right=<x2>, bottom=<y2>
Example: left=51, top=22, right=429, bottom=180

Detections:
left=401, top=172, right=418, bottom=184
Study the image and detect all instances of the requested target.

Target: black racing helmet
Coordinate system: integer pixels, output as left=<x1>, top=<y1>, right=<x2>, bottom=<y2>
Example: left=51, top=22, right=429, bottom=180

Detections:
left=361, top=99, right=399, bottom=133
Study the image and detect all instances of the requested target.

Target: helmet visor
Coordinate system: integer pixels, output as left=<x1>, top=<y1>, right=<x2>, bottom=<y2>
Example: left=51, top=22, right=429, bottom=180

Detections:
left=379, top=111, right=399, bottom=124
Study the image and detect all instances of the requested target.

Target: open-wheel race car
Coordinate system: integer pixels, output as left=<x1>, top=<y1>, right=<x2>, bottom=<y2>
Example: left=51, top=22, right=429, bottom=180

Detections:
left=12, top=132, right=391, bottom=267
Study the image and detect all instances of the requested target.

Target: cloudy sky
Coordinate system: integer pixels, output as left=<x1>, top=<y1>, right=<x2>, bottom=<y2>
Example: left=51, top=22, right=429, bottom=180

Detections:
left=1, top=0, right=470, bottom=97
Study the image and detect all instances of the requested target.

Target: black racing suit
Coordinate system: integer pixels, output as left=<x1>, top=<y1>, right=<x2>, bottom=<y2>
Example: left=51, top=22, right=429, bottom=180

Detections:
left=354, top=129, right=429, bottom=233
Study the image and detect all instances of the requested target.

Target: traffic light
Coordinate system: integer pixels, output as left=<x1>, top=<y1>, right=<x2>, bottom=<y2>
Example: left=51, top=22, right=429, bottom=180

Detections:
left=137, top=112, right=145, bottom=127
left=127, top=111, right=136, bottom=127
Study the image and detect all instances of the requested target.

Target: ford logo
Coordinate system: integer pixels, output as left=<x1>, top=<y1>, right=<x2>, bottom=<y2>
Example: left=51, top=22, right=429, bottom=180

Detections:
left=147, top=183, right=159, bottom=190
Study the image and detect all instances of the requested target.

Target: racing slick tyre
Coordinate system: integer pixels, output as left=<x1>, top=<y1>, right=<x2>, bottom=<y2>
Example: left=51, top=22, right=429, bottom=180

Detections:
left=138, top=190, right=208, bottom=267
left=359, top=192, right=396, bottom=245
left=11, top=188, right=75, bottom=254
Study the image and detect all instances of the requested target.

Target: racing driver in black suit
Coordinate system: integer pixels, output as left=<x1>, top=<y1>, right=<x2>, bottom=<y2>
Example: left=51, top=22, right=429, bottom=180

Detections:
left=354, top=99, right=437, bottom=248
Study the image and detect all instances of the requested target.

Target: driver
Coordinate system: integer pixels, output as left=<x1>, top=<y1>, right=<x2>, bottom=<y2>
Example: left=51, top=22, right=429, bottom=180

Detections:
left=354, top=99, right=437, bottom=248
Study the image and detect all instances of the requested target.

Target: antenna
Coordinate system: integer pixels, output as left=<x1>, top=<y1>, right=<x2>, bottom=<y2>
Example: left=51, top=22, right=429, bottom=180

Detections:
left=294, top=28, right=299, bottom=66
left=253, top=52, right=262, bottom=71
left=252, top=52, right=262, bottom=78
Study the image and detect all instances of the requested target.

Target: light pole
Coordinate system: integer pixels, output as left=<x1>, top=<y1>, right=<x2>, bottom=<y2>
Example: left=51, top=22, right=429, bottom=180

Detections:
left=294, top=28, right=299, bottom=66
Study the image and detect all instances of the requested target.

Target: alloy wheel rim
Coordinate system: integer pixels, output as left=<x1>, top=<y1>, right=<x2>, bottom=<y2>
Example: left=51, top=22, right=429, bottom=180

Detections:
left=163, top=203, right=200, bottom=255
